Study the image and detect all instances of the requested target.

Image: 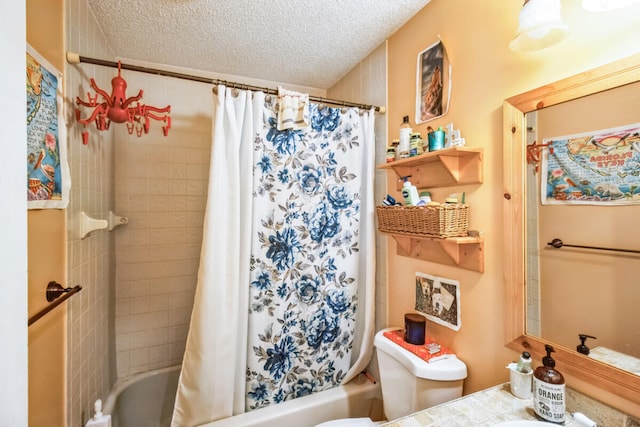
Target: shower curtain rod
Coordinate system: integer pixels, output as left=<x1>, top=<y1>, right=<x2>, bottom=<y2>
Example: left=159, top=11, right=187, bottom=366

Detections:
left=66, top=52, right=386, bottom=113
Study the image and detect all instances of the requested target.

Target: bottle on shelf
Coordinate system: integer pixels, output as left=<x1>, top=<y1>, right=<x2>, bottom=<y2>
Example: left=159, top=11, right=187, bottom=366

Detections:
left=409, top=132, right=423, bottom=157
left=427, top=126, right=446, bottom=151
left=398, top=115, right=412, bottom=159
left=399, top=175, right=419, bottom=206
left=386, top=146, right=397, bottom=163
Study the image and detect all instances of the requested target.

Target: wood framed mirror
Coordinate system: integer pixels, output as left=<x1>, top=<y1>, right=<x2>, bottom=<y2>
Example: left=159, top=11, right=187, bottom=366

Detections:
left=503, top=53, right=640, bottom=405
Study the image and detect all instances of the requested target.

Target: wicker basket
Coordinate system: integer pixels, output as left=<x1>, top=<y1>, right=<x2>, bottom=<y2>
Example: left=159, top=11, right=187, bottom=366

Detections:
left=376, top=204, right=469, bottom=238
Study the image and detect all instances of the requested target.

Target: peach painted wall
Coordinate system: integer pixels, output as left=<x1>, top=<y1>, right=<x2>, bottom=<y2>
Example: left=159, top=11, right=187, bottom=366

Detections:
left=386, top=0, right=640, bottom=416
left=26, top=0, right=66, bottom=425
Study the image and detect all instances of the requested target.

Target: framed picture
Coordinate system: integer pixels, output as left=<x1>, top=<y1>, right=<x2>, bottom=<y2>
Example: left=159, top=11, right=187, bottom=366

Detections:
left=415, top=39, right=451, bottom=125
left=415, top=272, right=461, bottom=331
left=27, top=43, right=70, bottom=209
left=540, top=122, right=640, bottom=205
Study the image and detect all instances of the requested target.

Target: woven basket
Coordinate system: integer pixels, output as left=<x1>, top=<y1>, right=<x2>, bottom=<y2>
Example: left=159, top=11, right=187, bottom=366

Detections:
left=376, top=204, right=469, bottom=238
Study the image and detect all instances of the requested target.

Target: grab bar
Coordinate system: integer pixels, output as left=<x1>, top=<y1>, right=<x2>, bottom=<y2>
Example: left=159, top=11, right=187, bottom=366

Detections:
left=547, top=238, right=640, bottom=255
left=28, top=281, right=83, bottom=327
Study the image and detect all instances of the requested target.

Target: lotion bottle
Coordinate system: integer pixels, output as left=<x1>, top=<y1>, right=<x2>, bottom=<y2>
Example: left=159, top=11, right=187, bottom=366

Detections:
left=399, top=176, right=419, bottom=206
left=398, top=115, right=412, bottom=158
left=533, top=345, right=565, bottom=424
left=516, top=351, right=532, bottom=373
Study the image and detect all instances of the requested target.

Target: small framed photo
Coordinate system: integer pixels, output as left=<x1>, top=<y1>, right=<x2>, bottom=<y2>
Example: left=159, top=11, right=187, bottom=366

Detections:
left=415, top=40, right=451, bottom=125
left=415, top=272, right=461, bottom=331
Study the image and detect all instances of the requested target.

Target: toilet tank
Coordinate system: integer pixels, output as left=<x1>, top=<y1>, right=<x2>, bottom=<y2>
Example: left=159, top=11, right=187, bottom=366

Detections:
left=374, top=329, right=467, bottom=421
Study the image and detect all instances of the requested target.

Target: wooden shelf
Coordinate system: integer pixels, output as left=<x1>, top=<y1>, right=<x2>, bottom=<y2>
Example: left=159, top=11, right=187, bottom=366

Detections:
left=381, top=231, right=485, bottom=273
left=378, top=146, right=483, bottom=189
left=378, top=146, right=484, bottom=272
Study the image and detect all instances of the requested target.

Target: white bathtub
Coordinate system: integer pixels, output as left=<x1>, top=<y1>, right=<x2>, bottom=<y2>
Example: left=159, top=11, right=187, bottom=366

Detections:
left=104, top=366, right=382, bottom=427
left=104, top=365, right=179, bottom=427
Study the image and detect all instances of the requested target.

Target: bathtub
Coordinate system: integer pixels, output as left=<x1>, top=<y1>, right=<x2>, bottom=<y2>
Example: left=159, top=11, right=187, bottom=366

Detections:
left=104, top=365, right=179, bottom=427
left=104, top=366, right=382, bottom=427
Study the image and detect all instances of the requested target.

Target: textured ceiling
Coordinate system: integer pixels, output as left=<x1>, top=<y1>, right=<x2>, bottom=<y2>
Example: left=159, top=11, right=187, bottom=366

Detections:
left=86, top=0, right=430, bottom=89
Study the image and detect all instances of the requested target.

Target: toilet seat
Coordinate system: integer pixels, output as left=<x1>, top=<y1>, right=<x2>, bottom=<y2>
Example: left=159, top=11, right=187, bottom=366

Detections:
left=314, top=417, right=377, bottom=427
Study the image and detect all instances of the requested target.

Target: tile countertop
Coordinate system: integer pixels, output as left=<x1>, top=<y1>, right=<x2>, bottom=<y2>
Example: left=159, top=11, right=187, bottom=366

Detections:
left=381, top=383, right=640, bottom=427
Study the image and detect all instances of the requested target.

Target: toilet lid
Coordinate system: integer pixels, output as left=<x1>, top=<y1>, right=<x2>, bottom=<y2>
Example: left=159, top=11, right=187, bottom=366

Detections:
left=374, top=328, right=467, bottom=381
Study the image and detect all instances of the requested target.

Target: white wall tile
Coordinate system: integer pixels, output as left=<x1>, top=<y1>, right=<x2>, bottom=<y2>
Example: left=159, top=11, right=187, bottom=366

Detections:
left=66, top=0, right=117, bottom=424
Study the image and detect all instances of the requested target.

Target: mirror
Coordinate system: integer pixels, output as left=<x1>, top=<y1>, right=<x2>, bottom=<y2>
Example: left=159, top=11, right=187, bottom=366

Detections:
left=503, top=53, right=640, bottom=405
left=525, top=81, right=640, bottom=368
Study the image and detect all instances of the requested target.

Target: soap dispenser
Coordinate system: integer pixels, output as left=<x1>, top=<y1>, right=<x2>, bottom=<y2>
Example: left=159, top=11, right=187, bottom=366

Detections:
left=533, top=344, right=565, bottom=424
left=85, top=399, right=112, bottom=427
left=577, top=334, right=597, bottom=355
left=399, top=176, right=419, bottom=206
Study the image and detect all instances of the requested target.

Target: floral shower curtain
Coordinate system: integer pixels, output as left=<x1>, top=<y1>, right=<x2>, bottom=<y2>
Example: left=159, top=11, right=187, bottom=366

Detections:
left=172, top=87, right=376, bottom=427
left=245, top=102, right=376, bottom=409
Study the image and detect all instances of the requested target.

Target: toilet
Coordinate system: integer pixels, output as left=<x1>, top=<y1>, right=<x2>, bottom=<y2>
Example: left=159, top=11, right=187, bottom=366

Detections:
left=315, top=328, right=467, bottom=427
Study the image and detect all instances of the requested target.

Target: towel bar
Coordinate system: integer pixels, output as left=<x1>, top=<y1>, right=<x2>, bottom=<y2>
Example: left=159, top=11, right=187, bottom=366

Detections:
left=547, top=238, right=640, bottom=255
left=28, top=281, right=82, bottom=327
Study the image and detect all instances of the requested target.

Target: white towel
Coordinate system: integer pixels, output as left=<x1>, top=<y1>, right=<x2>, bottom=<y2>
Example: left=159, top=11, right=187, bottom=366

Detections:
left=277, top=86, right=310, bottom=130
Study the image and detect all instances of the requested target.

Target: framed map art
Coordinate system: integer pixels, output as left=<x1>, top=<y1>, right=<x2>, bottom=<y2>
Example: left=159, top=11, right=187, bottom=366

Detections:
left=27, top=44, right=70, bottom=209
left=540, top=122, right=640, bottom=205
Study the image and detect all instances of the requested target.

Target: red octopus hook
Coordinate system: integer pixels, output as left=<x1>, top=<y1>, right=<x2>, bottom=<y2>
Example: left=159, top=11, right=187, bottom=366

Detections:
left=75, top=60, right=171, bottom=142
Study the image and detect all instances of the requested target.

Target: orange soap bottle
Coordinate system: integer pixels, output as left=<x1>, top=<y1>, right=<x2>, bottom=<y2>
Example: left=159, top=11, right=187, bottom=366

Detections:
left=533, top=344, right=565, bottom=424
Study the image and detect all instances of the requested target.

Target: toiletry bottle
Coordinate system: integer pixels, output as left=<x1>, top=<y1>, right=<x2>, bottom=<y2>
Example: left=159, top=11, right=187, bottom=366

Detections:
left=386, top=146, right=396, bottom=163
left=391, top=139, right=400, bottom=160
left=399, top=176, right=419, bottom=206
left=576, top=334, right=597, bottom=355
left=533, top=345, right=565, bottom=424
left=398, top=115, right=412, bottom=159
left=409, top=132, right=422, bottom=157
left=428, top=126, right=446, bottom=151
left=417, top=191, right=432, bottom=206
left=85, top=399, right=112, bottom=427
left=516, top=351, right=532, bottom=373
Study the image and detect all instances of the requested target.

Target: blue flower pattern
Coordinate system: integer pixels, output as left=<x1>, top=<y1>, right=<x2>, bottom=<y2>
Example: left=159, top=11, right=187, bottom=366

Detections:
left=246, top=103, right=363, bottom=410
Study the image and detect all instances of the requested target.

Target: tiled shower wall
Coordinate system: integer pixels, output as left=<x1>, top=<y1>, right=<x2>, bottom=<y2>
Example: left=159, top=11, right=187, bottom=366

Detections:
left=110, top=71, right=320, bottom=377
left=65, top=0, right=116, bottom=424
left=113, top=73, right=212, bottom=377
left=525, top=112, right=541, bottom=336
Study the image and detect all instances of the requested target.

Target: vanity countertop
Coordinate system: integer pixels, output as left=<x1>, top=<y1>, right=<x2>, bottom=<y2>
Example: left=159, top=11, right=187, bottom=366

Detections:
left=381, top=383, right=639, bottom=426
left=588, top=347, right=640, bottom=376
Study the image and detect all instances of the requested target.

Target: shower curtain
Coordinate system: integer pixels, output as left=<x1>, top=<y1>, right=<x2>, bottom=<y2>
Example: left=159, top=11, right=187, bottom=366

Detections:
left=172, top=86, right=376, bottom=427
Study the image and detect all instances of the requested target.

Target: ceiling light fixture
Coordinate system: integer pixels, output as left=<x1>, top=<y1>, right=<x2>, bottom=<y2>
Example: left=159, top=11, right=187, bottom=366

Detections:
left=582, top=0, right=640, bottom=11
left=510, top=0, right=569, bottom=52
